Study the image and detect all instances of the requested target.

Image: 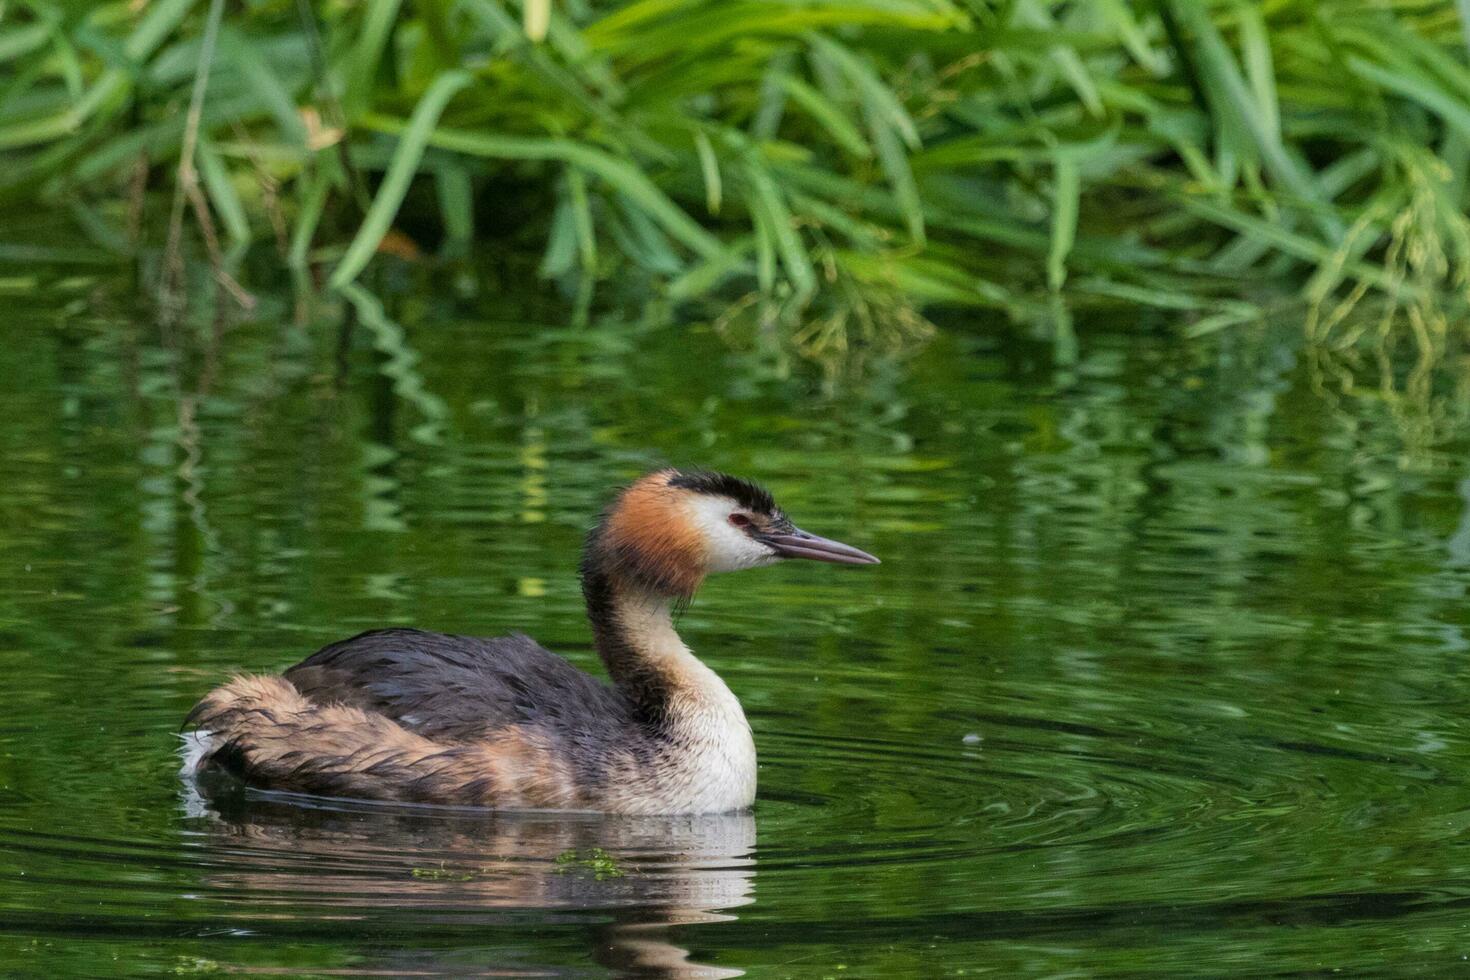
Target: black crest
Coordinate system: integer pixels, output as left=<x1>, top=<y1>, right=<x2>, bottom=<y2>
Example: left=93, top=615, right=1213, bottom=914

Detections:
left=667, top=470, right=777, bottom=514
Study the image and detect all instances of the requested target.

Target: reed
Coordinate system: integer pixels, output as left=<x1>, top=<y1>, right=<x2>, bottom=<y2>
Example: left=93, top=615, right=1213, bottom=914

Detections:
left=2, top=0, right=1469, bottom=361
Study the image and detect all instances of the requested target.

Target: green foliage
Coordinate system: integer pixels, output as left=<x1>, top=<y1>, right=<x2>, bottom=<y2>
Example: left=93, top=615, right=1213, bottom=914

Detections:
left=3, top=0, right=1470, bottom=358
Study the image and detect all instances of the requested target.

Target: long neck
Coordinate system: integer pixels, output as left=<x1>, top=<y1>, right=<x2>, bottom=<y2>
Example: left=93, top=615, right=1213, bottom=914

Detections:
left=582, top=567, right=735, bottom=728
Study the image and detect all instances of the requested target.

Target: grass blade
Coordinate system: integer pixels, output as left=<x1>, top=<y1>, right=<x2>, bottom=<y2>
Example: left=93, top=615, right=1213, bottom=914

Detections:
left=1237, top=4, right=1278, bottom=140
left=1347, top=55, right=1470, bottom=140
left=781, top=76, right=872, bottom=158
left=197, top=139, right=251, bottom=244
left=743, top=155, right=816, bottom=298
left=288, top=165, right=332, bottom=268
left=567, top=166, right=597, bottom=272
left=1047, top=153, right=1079, bottom=292
left=0, top=19, right=54, bottom=66
left=865, top=101, right=923, bottom=244
left=126, top=0, right=199, bottom=62
left=694, top=130, right=722, bottom=214
left=435, top=160, right=474, bottom=257
left=540, top=198, right=578, bottom=277
left=752, top=49, right=794, bottom=141
left=339, top=282, right=450, bottom=438
left=329, top=70, right=472, bottom=288
left=343, top=0, right=405, bottom=119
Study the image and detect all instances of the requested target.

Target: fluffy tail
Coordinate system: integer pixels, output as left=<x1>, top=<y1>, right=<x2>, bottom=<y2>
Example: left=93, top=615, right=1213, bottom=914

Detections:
left=184, top=676, right=460, bottom=801
left=181, top=675, right=570, bottom=807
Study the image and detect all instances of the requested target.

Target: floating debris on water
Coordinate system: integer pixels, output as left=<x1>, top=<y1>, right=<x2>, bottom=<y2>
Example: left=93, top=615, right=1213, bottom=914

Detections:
left=554, top=847, right=626, bottom=880
left=410, top=863, right=474, bottom=882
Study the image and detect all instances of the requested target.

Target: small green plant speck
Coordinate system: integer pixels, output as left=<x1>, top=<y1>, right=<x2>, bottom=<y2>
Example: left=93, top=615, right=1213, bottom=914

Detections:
left=554, top=847, right=626, bottom=880
left=411, top=862, right=474, bottom=881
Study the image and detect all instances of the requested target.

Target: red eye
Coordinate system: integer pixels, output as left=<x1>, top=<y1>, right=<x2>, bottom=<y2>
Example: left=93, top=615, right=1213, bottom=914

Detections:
left=729, top=513, right=752, bottom=529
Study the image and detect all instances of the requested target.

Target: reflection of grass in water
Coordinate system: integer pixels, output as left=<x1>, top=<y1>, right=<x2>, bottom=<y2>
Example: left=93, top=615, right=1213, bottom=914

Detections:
left=1308, top=333, right=1470, bottom=467
left=1305, top=149, right=1470, bottom=457
left=714, top=263, right=937, bottom=381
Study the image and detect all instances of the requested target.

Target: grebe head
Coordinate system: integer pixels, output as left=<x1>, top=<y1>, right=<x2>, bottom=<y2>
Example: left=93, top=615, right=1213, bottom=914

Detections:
left=583, top=469, right=879, bottom=601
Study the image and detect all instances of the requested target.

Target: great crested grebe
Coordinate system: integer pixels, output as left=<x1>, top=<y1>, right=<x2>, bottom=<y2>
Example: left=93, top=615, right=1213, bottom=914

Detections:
left=183, top=469, right=878, bottom=815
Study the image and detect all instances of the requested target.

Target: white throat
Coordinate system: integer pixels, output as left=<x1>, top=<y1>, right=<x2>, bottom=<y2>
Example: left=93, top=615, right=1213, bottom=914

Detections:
left=609, top=589, right=757, bottom=812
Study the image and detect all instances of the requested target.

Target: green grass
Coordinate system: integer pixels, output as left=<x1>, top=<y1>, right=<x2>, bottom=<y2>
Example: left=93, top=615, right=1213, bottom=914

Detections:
left=2, top=0, right=1470, bottom=364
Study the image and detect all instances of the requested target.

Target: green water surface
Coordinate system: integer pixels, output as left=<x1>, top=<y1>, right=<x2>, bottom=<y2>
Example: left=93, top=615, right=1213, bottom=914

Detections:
left=4, top=285, right=1470, bottom=976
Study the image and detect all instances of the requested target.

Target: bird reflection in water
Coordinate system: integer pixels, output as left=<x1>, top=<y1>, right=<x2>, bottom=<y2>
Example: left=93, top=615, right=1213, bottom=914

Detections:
left=181, top=784, right=755, bottom=978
